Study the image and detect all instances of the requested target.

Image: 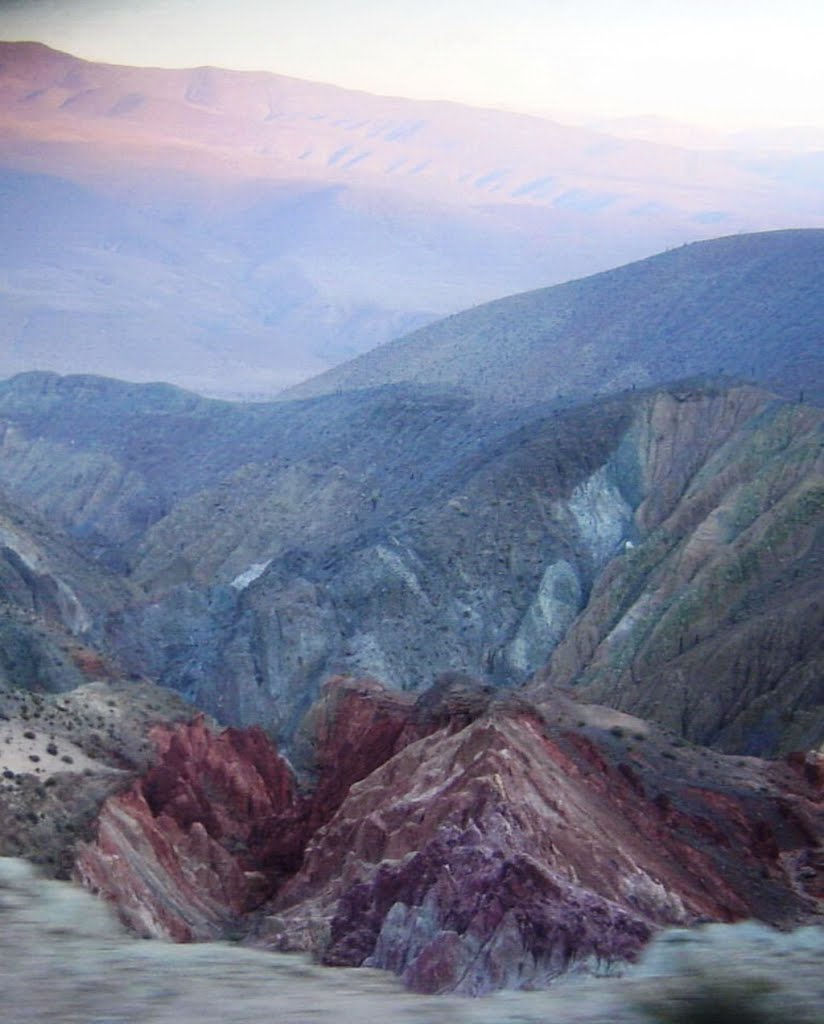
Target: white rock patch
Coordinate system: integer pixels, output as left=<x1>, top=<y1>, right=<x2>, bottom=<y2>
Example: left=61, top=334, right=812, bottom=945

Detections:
left=230, top=561, right=272, bottom=591
left=567, top=466, right=633, bottom=567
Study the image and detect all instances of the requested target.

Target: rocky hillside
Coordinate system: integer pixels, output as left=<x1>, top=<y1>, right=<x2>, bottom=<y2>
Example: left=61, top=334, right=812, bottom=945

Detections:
left=0, top=655, right=820, bottom=996
left=287, top=229, right=824, bottom=406
left=0, top=231, right=821, bottom=757
left=0, top=678, right=200, bottom=877
left=0, top=486, right=133, bottom=694
left=66, top=678, right=824, bottom=993
left=0, top=348, right=820, bottom=999
left=533, top=390, right=824, bottom=754
left=0, top=369, right=820, bottom=756
left=0, top=480, right=202, bottom=877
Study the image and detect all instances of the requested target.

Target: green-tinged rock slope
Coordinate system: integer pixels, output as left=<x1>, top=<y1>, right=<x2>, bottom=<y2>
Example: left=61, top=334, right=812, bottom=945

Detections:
left=3, top=369, right=820, bottom=755
left=533, top=390, right=824, bottom=754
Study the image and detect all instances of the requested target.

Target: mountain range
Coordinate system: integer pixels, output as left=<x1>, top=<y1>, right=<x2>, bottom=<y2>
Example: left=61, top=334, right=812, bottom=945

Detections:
left=0, top=229, right=821, bottom=758
left=287, top=228, right=824, bottom=406
left=0, top=42, right=822, bottom=396
left=0, top=97, right=822, bottom=998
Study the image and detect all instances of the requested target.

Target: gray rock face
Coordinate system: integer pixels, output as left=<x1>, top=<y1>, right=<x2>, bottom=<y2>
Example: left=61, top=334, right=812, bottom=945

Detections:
left=0, top=373, right=821, bottom=755
left=566, top=466, right=634, bottom=566
left=99, top=393, right=637, bottom=739
left=508, top=560, right=583, bottom=674
left=0, top=487, right=133, bottom=696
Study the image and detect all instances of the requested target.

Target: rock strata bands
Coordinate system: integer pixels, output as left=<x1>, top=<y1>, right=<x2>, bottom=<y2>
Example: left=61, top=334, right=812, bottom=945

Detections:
left=537, top=391, right=824, bottom=753
left=74, top=677, right=823, bottom=994
left=75, top=716, right=304, bottom=939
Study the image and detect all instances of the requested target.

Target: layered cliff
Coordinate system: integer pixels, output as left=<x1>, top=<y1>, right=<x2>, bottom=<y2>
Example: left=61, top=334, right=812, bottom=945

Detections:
left=74, top=716, right=304, bottom=940
left=67, top=678, right=823, bottom=993
left=535, top=388, right=824, bottom=753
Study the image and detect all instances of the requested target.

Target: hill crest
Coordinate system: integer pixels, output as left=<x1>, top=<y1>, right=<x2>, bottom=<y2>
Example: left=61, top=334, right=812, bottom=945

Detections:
left=285, top=229, right=824, bottom=407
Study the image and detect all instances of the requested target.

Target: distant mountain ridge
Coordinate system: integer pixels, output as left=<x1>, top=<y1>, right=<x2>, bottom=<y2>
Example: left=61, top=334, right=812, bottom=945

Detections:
left=1, top=43, right=823, bottom=395
left=0, top=41, right=797, bottom=207
left=285, top=229, right=824, bottom=406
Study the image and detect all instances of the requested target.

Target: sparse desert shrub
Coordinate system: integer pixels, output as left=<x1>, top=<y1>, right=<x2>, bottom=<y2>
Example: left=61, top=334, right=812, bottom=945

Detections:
left=637, top=973, right=781, bottom=1024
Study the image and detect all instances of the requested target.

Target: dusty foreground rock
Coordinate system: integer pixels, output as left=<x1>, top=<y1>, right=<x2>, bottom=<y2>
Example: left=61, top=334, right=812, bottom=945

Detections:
left=2, top=858, right=824, bottom=1024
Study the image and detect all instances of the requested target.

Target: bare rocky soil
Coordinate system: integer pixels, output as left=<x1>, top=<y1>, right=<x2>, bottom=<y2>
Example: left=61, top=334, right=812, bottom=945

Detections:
left=0, top=680, right=201, bottom=876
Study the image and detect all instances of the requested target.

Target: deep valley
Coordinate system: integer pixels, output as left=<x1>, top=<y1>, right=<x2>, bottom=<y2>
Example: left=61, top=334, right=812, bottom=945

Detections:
left=0, top=224, right=821, bottom=1006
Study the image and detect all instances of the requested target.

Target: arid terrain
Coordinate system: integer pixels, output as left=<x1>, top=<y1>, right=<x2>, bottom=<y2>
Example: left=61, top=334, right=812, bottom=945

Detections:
left=1, top=43, right=822, bottom=395
left=0, top=211, right=821, bottom=1010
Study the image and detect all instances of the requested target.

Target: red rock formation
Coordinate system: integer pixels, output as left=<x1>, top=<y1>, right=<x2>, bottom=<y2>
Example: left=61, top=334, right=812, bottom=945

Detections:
left=73, top=676, right=431, bottom=941
left=297, top=676, right=425, bottom=833
left=297, top=673, right=493, bottom=831
left=256, top=702, right=823, bottom=994
left=74, top=682, right=823, bottom=994
left=74, top=715, right=306, bottom=940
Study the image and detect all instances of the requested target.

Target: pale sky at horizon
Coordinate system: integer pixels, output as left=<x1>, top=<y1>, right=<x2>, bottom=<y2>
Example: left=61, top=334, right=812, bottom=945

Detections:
left=0, top=0, right=822, bottom=132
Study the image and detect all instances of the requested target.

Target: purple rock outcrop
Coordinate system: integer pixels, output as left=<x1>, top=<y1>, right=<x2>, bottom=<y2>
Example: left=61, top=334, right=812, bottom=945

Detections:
left=257, top=699, right=823, bottom=993
left=74, top=680, right=823, bottom=992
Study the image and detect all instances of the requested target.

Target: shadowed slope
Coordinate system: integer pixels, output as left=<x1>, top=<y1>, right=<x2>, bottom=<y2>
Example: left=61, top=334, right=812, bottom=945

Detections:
left=287, top=229, right=824, bottom=406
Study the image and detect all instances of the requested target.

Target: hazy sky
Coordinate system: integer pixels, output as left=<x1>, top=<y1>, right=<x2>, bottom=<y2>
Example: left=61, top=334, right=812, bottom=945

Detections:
left=0, top=0, right=822, bottom=130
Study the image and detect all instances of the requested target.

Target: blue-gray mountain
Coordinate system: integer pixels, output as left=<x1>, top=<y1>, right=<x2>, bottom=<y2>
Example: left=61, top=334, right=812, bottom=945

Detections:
left=0, top=232, right=821, bottom=755
left=287, top=229, right=824, bottom=406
